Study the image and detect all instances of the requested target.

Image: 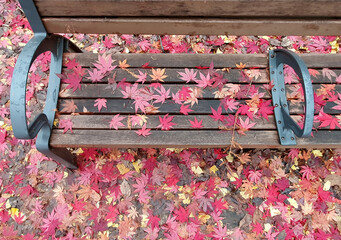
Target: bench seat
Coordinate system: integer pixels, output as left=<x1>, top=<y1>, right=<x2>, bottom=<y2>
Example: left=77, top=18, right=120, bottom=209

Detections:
left=48, top=53, right=341, bottom=149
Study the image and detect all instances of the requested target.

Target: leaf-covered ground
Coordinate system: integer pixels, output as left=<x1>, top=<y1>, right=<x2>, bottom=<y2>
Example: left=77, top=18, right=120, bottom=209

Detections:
left=1, top=0, right=341, bottom=239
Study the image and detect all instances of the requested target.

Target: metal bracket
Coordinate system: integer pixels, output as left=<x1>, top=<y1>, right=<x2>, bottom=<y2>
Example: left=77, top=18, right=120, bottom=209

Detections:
left=269, top=49, right=314, bottom=145
left=11, top=0, right=82, bottom=169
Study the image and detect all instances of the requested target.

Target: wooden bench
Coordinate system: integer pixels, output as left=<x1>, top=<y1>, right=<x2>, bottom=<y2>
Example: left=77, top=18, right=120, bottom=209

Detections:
left=10, top=0, right=341, bottom=169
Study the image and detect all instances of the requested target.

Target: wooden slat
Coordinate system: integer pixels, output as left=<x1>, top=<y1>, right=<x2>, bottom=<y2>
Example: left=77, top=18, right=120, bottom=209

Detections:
left=72, top=69, right=341, bottom=85
left=35, top=0, right=341, bottom=18
left=58, top=99, right=339, bottom=114
left=64, top=53, right=341, bottom=68
left=57, top=114, right=325, bottom=130
left=59, top=83, right=340, bottom=99
left=49, top=129, right=341, bottom=148
left=43, top=17, right=341, bottom=35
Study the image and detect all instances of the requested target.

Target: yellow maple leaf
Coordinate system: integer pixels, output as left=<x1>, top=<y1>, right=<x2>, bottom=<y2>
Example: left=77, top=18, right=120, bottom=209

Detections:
left=119, top=59, right=130, bottom=69
left=149, top=68, right=167, bottom=81
left=236, top=62, right=246, bottom=69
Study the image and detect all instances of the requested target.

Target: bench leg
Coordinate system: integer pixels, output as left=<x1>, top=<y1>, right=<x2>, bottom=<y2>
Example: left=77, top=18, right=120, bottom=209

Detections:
left=269, top=49, right=314, bottom=145
left=10, top=33, right=81, bottom=169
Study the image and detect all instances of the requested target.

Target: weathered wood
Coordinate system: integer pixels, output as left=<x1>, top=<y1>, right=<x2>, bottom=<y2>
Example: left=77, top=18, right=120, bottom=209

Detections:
left=50, top=129, right=341, bottom=149
left=64, top=53, right=341, bottom=68
left=59, top=83, right=340, bottom=99
left=57, top=114, right=324, bottom=130
left=43, top=17, right=341, bottom=35
left=58, top=99, right=339, bottom=114
left=72, top=68, right=341, bottom=85
left=35, top=0, right=341, bottom=18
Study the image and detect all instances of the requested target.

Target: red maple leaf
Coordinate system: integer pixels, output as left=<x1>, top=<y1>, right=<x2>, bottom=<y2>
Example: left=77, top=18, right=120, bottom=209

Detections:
left=251, top=222, right=263, bottom=235
left=157, top=114, right=176, bottom=130
left=174, top=206, right=189, bottom=222
left=317, top=109, right=341, bottom=129
left=94, top=98, right=107, bottom=112
left=65, top=58, right=79, bottom=69
left=180, top=104, right=193, bottom=115
left=109, top=114, right=125, bottom=130
left=136, top=124, right=151, bottom=137
left=178, top=68, right=198, bottom=83
left=41, top=210, right=61, bottom=237
left=58, top=119, right=73, bottom=133
left=63, top=72, right=82, bottom=92
left=237, top=104, right=254, bottom=120
left=106, top=205, right=119, bottom=222
left=189, top=117, right=203, bottom=129
left=258, top=99, right=273, bottom=121
left=318, top=186, right=331, bottom=201
left=148, top=214, right=161, bottom=229
left=178, top=86, right=192, bottom=101
left=210, top=106, right=224, bottom=122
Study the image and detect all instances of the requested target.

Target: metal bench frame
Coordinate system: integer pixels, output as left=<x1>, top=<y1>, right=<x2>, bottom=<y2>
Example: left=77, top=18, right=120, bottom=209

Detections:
left=10, top=0, right=314, bottom=168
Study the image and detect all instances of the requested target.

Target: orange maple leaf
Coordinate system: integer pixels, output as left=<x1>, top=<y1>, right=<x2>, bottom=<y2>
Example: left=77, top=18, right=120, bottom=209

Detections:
left=149, top=68, right=167, bottom=82
left=119, top=59, right=130, bottom=69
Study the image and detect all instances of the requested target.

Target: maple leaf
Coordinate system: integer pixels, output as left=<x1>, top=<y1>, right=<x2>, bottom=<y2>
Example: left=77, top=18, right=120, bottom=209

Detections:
left=189, top=117, right=203, bottom=129
left=41, top=210, right=61, bottom=237
left=237, top=117, right=256, bottom=135
left=136, top=70, right=147, bottom=83
left=196, top=72, right=211, bottom=88
left=135, top=124, right=151, bottom=137
left=178, top=86, right=192, bottom=101
left=332, top=93, right=341, bottom=110
left=212, top=224, right=228, bottom=239
left=223, top=97, right=239, bottom=112
left=318, top=186, right=331, bottom=201
left=148, top=214, right=160, bottom=230
left=153, top=85, right=170, bottom=104
left=178, top=68, right=198, bottom=83
left=121, top=83, right=139, bottom=99
left=210, top=106, right=224, bottom=122
left=93, top=53, right=116, bottom=74
left=309, top=68, right=320, bottom=78
left=119, top=59, right=130, bottom=69
left=317, top=109, right=341, bottom=129
left=134, top=96, right=150, bottom=113
left=65, top=58, right=79, bottom=69
left=180, top=104, right=193, bottom=115
left=58, top=119, right=73, bottom=133
left=110, top=114, right=126, bottom=130
left=94, top=98, right=107, bottom=112
left=251, top=222, right=263, bottom=235
left=63, top=72, right=82, bottom=92
left=300, top=166, right=314, bottom=180
left=236, top=62, right=246, bottom=69
left=322, top=68, right=337, bottom=81
left=258, top=99, right=273, bottom=121
left=61, top=99, right=78, bottom=113
left=248, top=170, right=262, bottom=183
left=157, top=114, right=176, bottom=130
left=174, top=206, right=189, bottom=222
left=150, top=68, right=167, bottom=81
left=138, top=39, right=152, bottom=51
left=106, top=205, right=119, bottom=222
left=87, top=68, right=104, bottom=83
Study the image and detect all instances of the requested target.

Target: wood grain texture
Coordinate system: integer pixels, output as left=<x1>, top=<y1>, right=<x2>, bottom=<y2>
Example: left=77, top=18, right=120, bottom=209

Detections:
left=64, top=53, right=341, bottom=68
left=57, top=114, right=324, bottom=130
left=49, top=129, right=341, bottom=148
left=57, top=99, right=339, bottom=114
left=35, top=0, right=341, bottom=18
left=43, top=17, right=341, bottom=35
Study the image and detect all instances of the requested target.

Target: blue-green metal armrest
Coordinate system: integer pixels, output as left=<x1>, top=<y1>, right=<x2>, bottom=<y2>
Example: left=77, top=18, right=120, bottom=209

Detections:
left=269, top=49, right=314, bottom=145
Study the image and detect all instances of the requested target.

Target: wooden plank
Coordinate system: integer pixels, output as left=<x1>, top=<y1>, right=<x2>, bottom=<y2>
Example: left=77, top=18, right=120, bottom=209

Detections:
left=49, top=129, right=341, bottom=148
left=64, top=53, right=341, bottom=68
left=64, top=53, right=268, bottom=68
left=79, top=69, right=268, bottom=84
left=57, top=114, right=324, bottom=130
left=43, top=17, right=341, bottom=35
left=72, top=69, right=341, bottom=85
left=58, top=99, right=339, bottom=114
left=59, top=83, right=340, bottom=99
left=35, top=0, right=341, bottom=18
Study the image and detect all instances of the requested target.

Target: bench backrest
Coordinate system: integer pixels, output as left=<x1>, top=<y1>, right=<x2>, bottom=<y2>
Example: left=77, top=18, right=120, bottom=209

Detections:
left=34, top=0, right=341, bottom=35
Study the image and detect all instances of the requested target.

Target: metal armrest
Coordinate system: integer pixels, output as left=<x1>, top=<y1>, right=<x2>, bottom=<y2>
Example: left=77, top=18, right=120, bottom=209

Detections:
left=269, top=49, right=314, bottom=145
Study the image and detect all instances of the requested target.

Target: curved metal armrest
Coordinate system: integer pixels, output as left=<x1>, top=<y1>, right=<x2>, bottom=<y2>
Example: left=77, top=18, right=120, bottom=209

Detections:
left=269, top=49, right=314, bottom=145
left=10, top=34, right=61, bottom=139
